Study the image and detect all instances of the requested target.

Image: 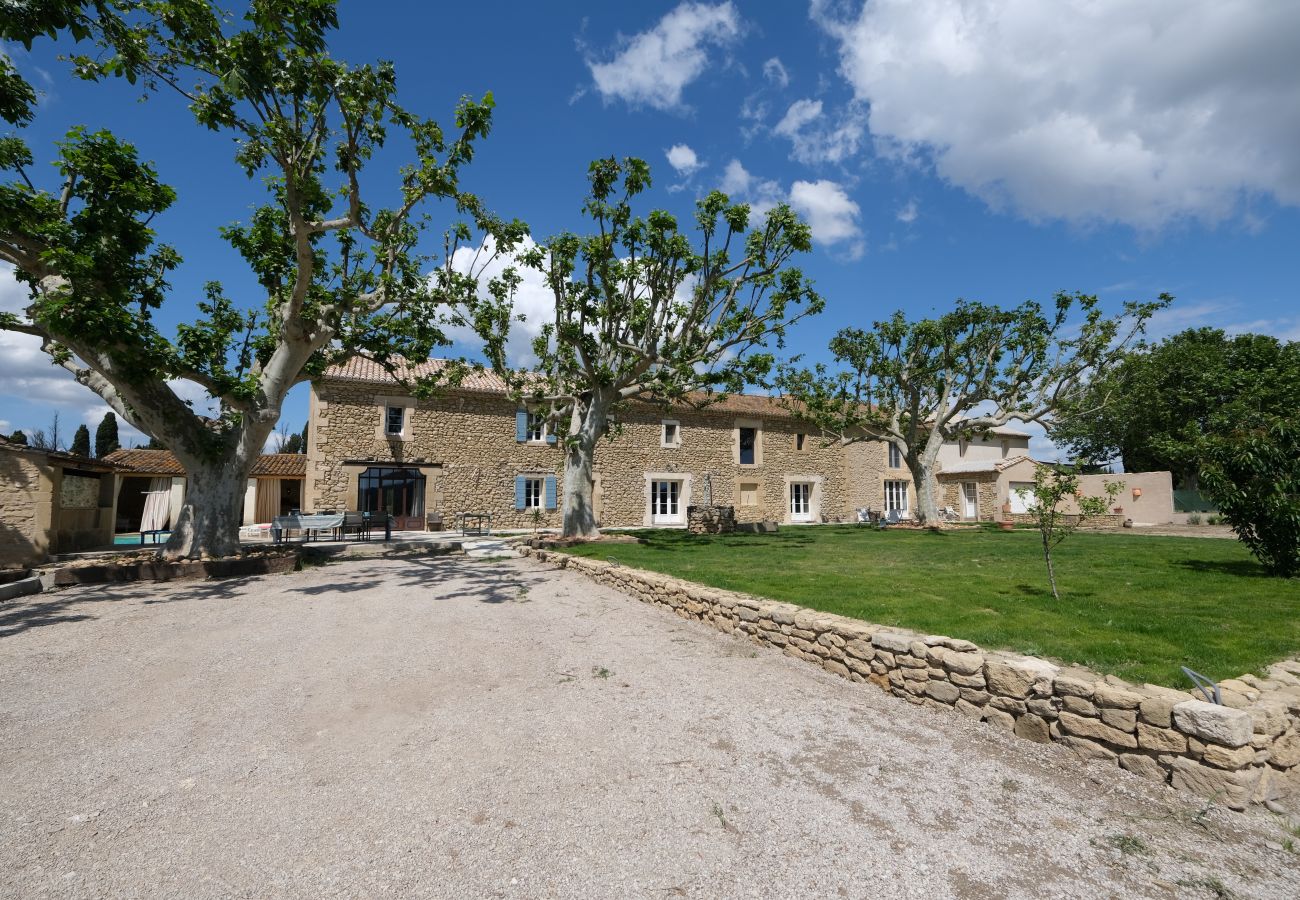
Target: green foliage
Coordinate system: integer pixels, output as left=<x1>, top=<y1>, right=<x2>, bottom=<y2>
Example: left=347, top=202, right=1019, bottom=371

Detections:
left=778, top=292, right=1168, bottom=523
left=1055, top=328, right=1300, bottom=483
left=1199, top=418, right=1300, bottom=578
left=558, top=526, right=1300, bottom=686
left=94, top=411, right=120, bottom=457
left=1026, top=464, right=1123, bottom=599
left=8, top=430, right=28, bottom=445
left=70, top=423, right=91, bottom=457
left=0, top=0, right=521, bottom=555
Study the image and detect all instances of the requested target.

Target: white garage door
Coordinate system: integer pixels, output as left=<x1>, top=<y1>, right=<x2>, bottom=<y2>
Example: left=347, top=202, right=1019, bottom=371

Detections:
left=1008, top=482, right=1037, bottom=514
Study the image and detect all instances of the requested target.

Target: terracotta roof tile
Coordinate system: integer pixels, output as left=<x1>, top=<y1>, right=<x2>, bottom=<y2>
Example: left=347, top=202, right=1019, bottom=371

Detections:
left=102, top=448, right=305, bottom=478
left=0, top=436, right=125, bottom=469
left=319, top=356, right=804, bottom=420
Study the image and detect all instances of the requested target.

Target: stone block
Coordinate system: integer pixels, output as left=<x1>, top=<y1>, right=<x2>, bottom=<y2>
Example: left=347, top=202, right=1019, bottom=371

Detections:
left=1093, top=684, right=1143, bottom=709
left=1061, top=695, right=1098, bottom=717
left=954, top=699, right=983, bottom=719
left=909, top=641, right=930, bottom=658
left=1056, top=736, right=1117, bottom=764
left=985, top=657, right=1058, bottom=700
left=943, top=651, right=985, bottom=676
left=1169, top=758, right=1259, bottom=811
left=823, top=659, right=851, bottom=679
left=1099, top=708, right=1137, bottom=732
left=1136, top=723, right=1187, bottom=753
left=1201, top=742, right=1255, bottom=771
left=1057, top=712, right=1137, bottom=749
left=872, top=631, right=914, bottom=654
left=1138, top=697, right=1178, bottom=728
left=959, top=688, right=991, bottom=705
left=901, top=667, right=929, bottom=682
left=817, top=631, right=846, bottom=649
left=1015, top=714, right=1051, bottom=744
left=1052, top=675, right=1095, bottom=698
left=1172, top=701, right=1253, bottom=748
left=950, top=672, right=986, bottom=688
left=925, top=681, right=961, bottom=704
left=1118, top=753, right=1167, bottom=782
left=982, top=707, right=1015, bottom=731
left=896, top=655, right=928, bottom=669
left=989, top=696, right=1027, bottom=716
left=1248, top=702, right=1290, bottom=739
left=1270, top=732, right=1300, bottom=769
left=845, top=639, right=875, bottom=661
left=1026, top=698, right=1059, bottom=720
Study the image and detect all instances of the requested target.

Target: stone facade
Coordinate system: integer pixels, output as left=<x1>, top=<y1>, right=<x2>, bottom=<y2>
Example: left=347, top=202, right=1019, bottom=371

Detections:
left=525, top=548, right=1300, bottom=811
left=1, top=441, right=118, bottom=567
left=307, top=373, right=875, bottom=530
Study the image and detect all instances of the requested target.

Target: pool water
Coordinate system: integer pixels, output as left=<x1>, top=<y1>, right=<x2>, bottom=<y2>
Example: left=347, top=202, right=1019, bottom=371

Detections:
left=114, top=533, right=171, bottom=545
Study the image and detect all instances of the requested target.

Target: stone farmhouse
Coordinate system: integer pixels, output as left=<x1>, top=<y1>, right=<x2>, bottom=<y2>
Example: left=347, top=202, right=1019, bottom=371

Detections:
left=305, top=357, right=1172, bottom=530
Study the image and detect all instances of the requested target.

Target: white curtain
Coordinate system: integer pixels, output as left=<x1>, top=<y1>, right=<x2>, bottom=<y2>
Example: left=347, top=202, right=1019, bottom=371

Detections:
left=255, top=478, right=281, bottom=524
left=140, top=477, right=172, bottom=532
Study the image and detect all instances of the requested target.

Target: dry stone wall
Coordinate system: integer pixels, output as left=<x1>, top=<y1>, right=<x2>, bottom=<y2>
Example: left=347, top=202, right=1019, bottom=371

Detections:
left=524, top=548, right=1300, bottom=811
left=0, top=452, right=50, bottom=567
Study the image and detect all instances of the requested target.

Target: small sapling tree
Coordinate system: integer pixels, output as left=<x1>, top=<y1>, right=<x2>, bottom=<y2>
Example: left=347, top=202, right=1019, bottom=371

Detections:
left=1025, top=464, right=1122, bottom=599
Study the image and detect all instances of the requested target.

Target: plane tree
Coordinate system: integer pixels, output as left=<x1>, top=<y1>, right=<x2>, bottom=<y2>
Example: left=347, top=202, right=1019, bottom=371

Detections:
left=0, top=0, right=522, bottom=557
left=479, top=157, right=824, bottom=539
left=777, top=293, right=1169, bottom=524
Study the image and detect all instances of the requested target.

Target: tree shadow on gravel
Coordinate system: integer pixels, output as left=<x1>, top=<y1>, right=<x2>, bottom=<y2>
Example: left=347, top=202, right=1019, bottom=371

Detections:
left=382, top=555, right=551, bottom=605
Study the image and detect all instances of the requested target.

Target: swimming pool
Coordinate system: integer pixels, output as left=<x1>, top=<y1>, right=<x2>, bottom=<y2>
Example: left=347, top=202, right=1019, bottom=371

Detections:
left=113, top=532, right=171, bottom=545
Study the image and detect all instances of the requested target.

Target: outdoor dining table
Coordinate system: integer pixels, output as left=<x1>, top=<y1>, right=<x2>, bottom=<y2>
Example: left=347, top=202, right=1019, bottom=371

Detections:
left=456, top=512, right=492, bottom=536
left=271, top=513, right=345, bottom=543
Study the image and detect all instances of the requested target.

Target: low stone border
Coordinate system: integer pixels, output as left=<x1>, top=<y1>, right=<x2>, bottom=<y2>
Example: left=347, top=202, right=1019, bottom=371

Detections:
left=50, top=551, right=300, bottom=586
left=0, top=574, right=43, bottom=602
left=522, top=547, right=1300, bottom=811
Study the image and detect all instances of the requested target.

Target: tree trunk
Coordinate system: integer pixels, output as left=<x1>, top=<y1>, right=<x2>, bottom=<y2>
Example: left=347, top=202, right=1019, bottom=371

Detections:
left=561, top=394, right=611, bottom=539
left=1042, top=532, right=1060, bottom=600
left=906, top=438, right=944, bottom=525
left=162, top=459, right=250, bottom=559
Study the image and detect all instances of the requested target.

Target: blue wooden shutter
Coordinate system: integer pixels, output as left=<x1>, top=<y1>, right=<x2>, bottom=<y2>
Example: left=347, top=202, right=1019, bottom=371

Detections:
left=545, top=428, right=557, bottom=444
left=516, top=410, right=528, bottom=442
left=515, top=475, right=526, bottom=510
left=544, top=475, right=558, bottom=510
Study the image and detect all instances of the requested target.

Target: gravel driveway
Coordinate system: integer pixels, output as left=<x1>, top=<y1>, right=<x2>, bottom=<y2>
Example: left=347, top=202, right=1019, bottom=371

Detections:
left=2, top=555, right=1297, bottom=899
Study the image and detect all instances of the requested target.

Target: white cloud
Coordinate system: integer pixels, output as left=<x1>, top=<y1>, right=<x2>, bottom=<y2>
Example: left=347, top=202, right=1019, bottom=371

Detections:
left=814, top=0, right=1300, bottom=229
left=721, top=162, right=864, bottom=258
left=587, top=2, right=742, bottom=112
left=446, top=236, right=554, bottom=368
left=666, top=143, right=704, bottom=177
left=896, top=199, right=918, bottom=224
left=789, top=179, right=865, bottom=259
left=773, top=98, right=866, bottom=165
left=762, top=56, right=790, bottom=88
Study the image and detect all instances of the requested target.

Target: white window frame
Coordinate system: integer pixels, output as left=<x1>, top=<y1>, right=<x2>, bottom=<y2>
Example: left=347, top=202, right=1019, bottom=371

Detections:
left=887, top=443, right=902, bottom=469
left=884, top=480, right=909, bottom=515
left=650, top=479, right=682, bottom=524
left=525, top=412, right=547, bottom=443
left=790, top=482, right=813, bottom=522
left=962, top=481, right=979, bottom=519
left=661, top=419, right=681, bottom=448
left=523, top=476, right=544, bottom=510
left=384, top=405, right=405, bottom=436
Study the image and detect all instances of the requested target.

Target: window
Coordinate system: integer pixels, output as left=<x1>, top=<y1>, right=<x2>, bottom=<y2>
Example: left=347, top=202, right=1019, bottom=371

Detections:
left=523, top=477, right=544, bottom=510
left=385, top=405, right=404, bottom=436
left=515, top=474, right=557, bottom=510
left=884, top=480, right=909, bottom=514
left=790, top=482, right=812, bottom=521
left=525, top=412, right=546, bottom=442
left=357, top=467, right=425, bottom=517
left=651, top=479, right=682, bottom=524
left=887, top=443, right=902, bottom=469
left=738, top=482, right=759, bottom=506
left=739, top=427, right=757, bottom=465
left=795, top=433, right=806, bottom=451
left=662, top=420, right=680, bottom=448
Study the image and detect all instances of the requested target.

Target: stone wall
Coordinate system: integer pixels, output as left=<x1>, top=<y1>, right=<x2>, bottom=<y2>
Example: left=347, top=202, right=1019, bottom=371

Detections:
left=524, top=549, right=1300, bottom=811
left=0, top=451, right=50, bottom=567
left=309, top=379, right=871, bottom=529
left=938, top=472, right=1001, bottom=521
left=1006, top=512, right=1125, bottom=529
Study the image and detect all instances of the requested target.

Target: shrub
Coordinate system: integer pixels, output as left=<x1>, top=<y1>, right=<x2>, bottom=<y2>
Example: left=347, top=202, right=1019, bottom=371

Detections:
left=1206, top=514, right=1220, bottom=525
left=1187, top=513, right=1202, bottom=525
left=1199, top=417, right=1300, bottom=577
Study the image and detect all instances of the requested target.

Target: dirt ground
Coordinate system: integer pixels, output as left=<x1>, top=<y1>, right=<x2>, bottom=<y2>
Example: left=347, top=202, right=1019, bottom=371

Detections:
left=2, top=555, right=1297, bottom=899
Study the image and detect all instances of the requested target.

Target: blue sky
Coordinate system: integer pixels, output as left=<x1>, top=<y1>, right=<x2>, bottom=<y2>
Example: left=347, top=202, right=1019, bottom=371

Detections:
left=2, top=1, right=1297, bottom=457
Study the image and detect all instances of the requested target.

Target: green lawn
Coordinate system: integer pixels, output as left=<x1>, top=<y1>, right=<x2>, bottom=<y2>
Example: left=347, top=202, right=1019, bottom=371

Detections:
left=560, top=526, right=1300, bottom=687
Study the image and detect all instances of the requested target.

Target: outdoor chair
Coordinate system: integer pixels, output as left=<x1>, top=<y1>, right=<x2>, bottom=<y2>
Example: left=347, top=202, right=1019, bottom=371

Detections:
left=883, top=509, right=902, bottom=527
left=340, top=511, right=369, bottom=540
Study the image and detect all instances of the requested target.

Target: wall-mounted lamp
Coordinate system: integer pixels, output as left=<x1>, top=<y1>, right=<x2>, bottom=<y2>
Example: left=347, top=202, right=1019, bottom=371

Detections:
left=1132, top=487, right=1143, bottom=498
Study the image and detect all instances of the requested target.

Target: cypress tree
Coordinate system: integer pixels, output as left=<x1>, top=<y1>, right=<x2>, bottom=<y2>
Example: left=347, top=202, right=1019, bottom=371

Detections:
left=95, top=412, right=121, bottom=457
left=70, top=424, right=91, bottom=456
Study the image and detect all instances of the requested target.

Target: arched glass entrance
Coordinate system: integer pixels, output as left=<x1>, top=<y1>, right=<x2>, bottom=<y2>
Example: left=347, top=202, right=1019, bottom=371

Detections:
left=357, top=467, right=426, bottom=530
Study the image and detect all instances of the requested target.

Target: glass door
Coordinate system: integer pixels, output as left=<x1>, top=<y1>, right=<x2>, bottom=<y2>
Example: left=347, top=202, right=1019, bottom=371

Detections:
left=790, top=482, right=812, bottom=521
left=651, top=480, right=681, bottom=524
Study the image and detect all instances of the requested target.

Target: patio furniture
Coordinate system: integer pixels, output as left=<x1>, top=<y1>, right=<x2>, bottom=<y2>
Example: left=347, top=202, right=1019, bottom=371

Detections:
left=140, top=529, right=168, bottom=545
left=271, top=513, right=345, bottom=544
left=457, top=512, right=492, bottom=536
left=881, top=509, right=902, bottom=528
left=339, top=511, right=370, bottom=540
left=426, top=512, right=444, bottom=532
